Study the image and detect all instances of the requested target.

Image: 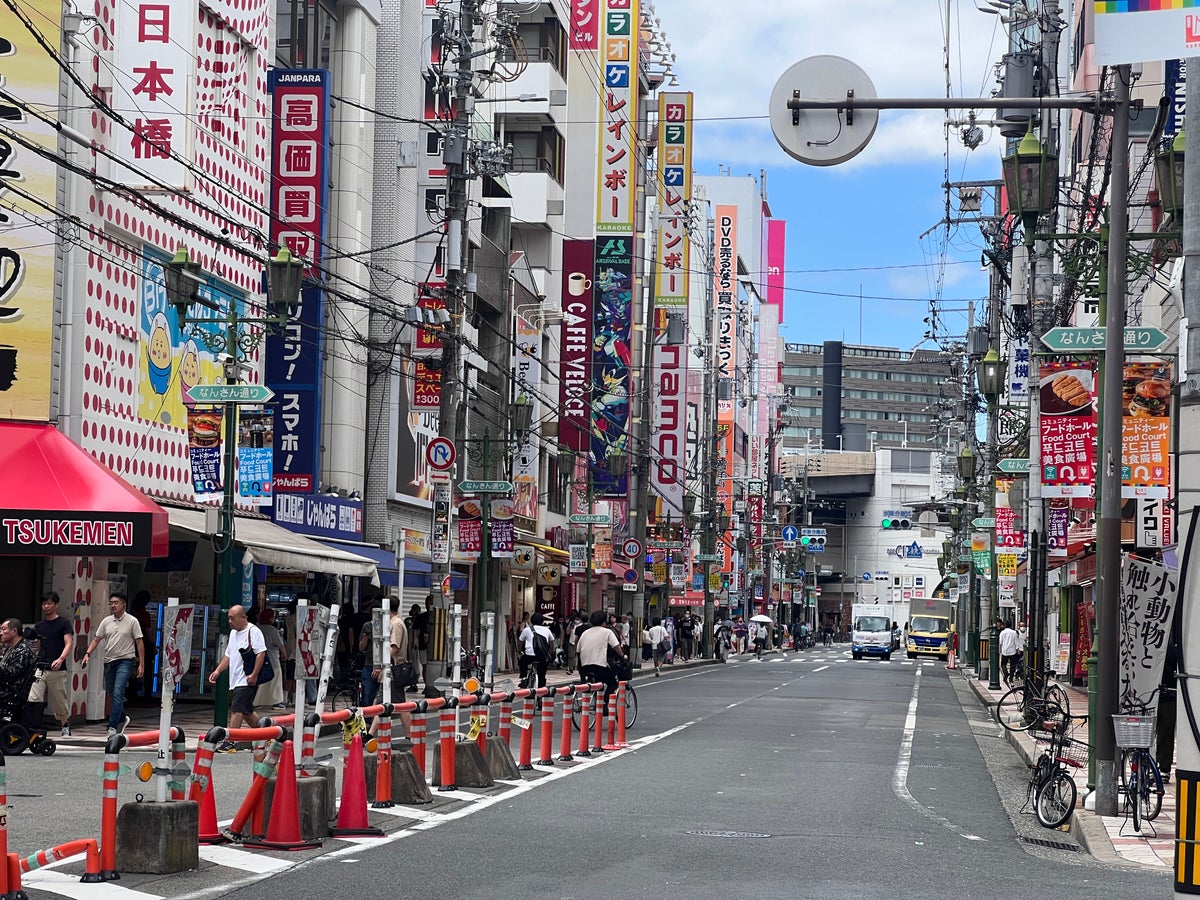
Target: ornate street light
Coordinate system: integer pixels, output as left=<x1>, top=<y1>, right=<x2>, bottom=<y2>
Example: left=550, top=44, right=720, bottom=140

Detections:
left=1002, top=126, right=1058, bottom=241
left=510, top=393, right=533, bottom=435
left=976, top=349, right=1007, bottom=404
left=606, top=446, right=627, bottom=478
left=557, top=445, right=575, bottom=479
left=682, top=493, right=697, bottom=520
left=957, top=446, right=977, bottom=481
left=1155, top=130, right=1186, bottom=221
left=265, top=246, right=304, bottom=325
left=165, top=247, right=206, bottom=317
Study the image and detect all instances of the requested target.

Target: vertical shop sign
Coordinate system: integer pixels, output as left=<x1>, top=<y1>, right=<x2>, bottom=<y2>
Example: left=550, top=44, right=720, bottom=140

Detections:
left=591, top=236, right=632, bottom=496
left=595, top=0, right=639, bottom=232
left=1039, top=361, right=1098, bottom=497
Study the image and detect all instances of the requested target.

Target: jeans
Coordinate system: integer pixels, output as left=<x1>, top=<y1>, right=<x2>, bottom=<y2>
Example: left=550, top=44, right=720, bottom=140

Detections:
left=103, top=658, right=134, bottom=729
left=360, top=665, right=379, bottom=707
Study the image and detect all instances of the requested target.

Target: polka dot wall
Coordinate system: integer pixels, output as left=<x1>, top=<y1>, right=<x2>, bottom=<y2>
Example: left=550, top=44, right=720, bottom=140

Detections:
left=79, top=0, right=271, bottom=503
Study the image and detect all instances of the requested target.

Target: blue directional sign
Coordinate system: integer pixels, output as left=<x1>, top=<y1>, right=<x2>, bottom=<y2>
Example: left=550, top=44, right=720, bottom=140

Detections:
left=781, top=525, right=799, bottom=544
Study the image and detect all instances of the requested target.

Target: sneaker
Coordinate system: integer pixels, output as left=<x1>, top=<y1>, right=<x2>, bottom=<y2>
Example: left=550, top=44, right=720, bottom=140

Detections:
left=119, top=715, right=130, bottom=734
left=60, top=725, right=71, bottom=738
left=215, top=741, right=238, bottom=753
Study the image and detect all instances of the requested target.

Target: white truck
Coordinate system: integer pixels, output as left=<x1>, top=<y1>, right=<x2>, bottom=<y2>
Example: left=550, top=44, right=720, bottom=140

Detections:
left=851, top=602, right=896, bottom=661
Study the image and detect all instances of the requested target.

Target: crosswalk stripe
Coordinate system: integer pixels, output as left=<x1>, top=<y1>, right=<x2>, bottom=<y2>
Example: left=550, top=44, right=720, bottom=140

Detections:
left=199, top=844, right=292, bottom=873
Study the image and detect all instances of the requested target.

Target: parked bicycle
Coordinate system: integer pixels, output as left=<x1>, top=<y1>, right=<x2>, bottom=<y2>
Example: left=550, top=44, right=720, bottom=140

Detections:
left=329, top=668, right=364, bottom=713
left=995, top=666, right=1071, bottom=732
left=1114, top=713, right=1164, bottom=831
left=1021, top=710, right=1089, bottom=829
left=571, top=682, right=638, bottom=731
left=460, top=645, right=485, bottom=684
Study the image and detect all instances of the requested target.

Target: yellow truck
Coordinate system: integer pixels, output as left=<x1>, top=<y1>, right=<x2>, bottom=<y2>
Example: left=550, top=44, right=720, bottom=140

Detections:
left=906, top=598, right=952, bottom=660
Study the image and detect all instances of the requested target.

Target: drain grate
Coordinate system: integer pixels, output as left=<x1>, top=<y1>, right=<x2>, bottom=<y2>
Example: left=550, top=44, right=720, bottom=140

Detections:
left=685, top=830, right=771, bottom=839
left=1018, top=835, right=1081, bottom=852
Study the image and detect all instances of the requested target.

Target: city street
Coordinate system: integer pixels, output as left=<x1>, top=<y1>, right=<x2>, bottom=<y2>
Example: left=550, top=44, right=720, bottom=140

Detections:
left=13, top=653, right=1169, bottom=899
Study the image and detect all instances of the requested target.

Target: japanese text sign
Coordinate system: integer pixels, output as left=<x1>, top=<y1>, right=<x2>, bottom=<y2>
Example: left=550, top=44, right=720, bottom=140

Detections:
left=1118, top=554, right=1178, bottom=713
left=595, top=0, right=639, bottom=232
left=1039, top=361, right=1097, bottom=497
left=654, top=92, right=692, bottom=307
left=1121, top=362, right=1171, bottom=498
left=114, top=0, right=195, bottom=187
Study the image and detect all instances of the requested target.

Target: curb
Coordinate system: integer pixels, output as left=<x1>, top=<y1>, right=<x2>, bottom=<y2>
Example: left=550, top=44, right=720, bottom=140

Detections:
left=964, top=673, right=1159, bottom=869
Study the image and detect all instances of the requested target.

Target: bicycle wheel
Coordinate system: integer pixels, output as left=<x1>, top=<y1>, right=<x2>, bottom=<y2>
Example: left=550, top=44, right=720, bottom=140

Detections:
left=329, top=688, right=355, bottom=712
left=1132, top=766, right=1142, bottom=832
left=1045, top=682, right=1070, bottom=718
left=1036, top=770, right=1078, bottom=829
left=571, top=695, right=582, bottom=732
left=624, top=686, right=638, bottom=729
left=1132, top=750, right=1164, bottom=822
left=1119, top=748, right=1135, bottom=811
left=995, top=687, right=1029, bottom=731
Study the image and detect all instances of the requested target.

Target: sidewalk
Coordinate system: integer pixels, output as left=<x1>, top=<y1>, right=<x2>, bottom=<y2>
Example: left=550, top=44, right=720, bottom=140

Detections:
left=967, top=672, right=1175, bottom=868
left=55, top=653, right=723, bottom=751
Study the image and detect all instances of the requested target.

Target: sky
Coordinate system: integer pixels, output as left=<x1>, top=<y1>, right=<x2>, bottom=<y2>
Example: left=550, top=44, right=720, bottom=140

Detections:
left=652, top=0, right=1008, bottom=352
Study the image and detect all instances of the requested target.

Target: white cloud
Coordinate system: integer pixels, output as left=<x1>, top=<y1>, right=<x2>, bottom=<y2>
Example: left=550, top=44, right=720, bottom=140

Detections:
left=653, top=0, right=1005, bottom=168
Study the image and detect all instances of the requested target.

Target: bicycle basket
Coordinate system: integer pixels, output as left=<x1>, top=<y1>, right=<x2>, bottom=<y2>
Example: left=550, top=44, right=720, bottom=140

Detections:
left=1111, top=714, right=1154, bottom=749
left=1055, top=737, right=1090, bottom=769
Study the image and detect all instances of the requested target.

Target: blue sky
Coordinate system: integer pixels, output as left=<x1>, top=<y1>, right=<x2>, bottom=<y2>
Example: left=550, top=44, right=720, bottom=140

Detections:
left=653, top=0, right=1008, bottom=350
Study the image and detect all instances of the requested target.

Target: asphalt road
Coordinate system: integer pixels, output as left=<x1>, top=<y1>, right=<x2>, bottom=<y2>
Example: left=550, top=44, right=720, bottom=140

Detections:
left=19, top=650, right=1171, bottom=899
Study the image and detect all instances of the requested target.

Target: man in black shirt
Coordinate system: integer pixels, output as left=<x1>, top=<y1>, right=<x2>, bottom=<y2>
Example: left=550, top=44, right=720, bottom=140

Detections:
left=31, top=593, right=73, bottom=737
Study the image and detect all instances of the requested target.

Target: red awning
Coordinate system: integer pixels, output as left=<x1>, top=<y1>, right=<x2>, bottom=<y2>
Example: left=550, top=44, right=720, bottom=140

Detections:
left=0, top=423, right=169, bottom=557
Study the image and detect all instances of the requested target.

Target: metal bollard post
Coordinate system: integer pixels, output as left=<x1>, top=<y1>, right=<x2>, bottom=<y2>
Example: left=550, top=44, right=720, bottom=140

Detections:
left=498, top=694, right=513, bottom=746
left=615, top=682, right=629, bottom=748
left=516, top=693, right=535, bottom=771
left=603, top=692, right=619, bottom=751
left=591, top=686, right=606, bottom=753
left=576, top=691, right=592, bottom=758
left=558, top=687, right=574, bottom=762
left=437, top=700, right=458, bottom=791
left=373, top=703, right=394, bottom=809
left=536, top=688, right=556, bottom=766
left=98, top=736, right=123, bottom=880
left=411, top=701, right=429, bottom=777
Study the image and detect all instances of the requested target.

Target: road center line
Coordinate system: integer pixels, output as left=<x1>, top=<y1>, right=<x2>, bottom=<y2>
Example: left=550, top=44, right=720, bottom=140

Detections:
left=892, top=667, right=985, bottom=842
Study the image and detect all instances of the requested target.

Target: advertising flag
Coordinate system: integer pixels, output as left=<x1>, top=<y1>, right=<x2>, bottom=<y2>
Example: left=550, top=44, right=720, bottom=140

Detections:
left=1039, top=360, right=1098, bottom=497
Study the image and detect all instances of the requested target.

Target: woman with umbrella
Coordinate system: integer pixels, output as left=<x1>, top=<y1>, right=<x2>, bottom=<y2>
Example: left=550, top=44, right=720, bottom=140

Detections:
left=749, top=614, right=772, bottom=658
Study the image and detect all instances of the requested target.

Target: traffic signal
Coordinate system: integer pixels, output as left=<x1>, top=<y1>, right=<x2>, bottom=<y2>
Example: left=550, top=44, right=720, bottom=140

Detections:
left=881, top=517, right=911, bottom=530
left=799, top=535, right=826, bottom=548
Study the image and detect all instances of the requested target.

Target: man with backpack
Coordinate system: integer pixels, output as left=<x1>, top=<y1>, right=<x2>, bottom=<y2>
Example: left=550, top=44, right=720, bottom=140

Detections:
left=519, top=613, right=555, bottom=688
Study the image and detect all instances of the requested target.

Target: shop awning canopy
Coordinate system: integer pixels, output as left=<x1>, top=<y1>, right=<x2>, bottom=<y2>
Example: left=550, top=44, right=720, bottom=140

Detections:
left=0, top=423, right=169, bottom=557
left=165, top=506, right=379, bottom=582
left=318, top=541, right=397, bottom=587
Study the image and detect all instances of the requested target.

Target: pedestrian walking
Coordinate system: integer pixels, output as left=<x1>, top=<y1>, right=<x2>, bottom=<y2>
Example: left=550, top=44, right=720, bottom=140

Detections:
left=30, top=592, right=73, bottom=736
left=678, top=615, right=694, bottom=661
left=82, top=593, right=145, bottom=738
left=647, top=617, right=668, bottom=676
left=946, top=626, right=958, bottom=670
left=998, top=618, right=1021, bottom=682
left=255, top=608, right=288, bottom=710
left=207, top=605, right=266, bottom=751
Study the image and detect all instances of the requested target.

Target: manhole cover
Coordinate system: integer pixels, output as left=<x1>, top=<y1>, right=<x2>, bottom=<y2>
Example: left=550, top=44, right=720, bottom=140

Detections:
left=685, top=830, right=771, bottom=839
left=1018, top=835, right=1080, bottom=852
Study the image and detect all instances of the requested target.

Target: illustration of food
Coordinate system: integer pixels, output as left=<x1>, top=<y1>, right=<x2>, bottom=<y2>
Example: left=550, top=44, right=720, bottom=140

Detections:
left=179, top=340, right=200, bottom=407
left=147, top=312, right=173, bottom=395
left=1051, top=374, right=1089, bottom=408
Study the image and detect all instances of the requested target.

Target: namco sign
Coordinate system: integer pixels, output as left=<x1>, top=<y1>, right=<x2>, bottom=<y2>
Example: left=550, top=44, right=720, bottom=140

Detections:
left=652, top=342, right=686, bottom=509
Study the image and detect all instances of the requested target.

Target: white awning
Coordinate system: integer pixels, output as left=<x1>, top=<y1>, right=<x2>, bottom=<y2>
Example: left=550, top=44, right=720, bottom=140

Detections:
left=165, top=507, right=379, bottom=583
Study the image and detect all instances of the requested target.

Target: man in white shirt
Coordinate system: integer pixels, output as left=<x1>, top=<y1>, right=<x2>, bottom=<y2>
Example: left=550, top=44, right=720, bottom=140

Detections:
left=577, top=610, right=625, bottom=701
left=647, top=617, right=668, bottom=676
left=998, top=618, right=1022, bottom=682
left=207, top=605, right=267, bottom=751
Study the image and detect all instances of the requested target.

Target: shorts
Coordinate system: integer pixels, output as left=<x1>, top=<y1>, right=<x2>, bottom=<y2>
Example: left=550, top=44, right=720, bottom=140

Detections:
left=230, top=685, right=257, bottom=716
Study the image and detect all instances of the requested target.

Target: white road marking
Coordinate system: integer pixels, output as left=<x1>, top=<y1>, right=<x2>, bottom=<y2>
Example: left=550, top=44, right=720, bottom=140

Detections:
left=198, top=844, right=292, bottom=873
left=892, top=668, right=984, bottom=842
left=812, top=666, right=829, bottom=673
left=21, top=868, right=166, bottom=899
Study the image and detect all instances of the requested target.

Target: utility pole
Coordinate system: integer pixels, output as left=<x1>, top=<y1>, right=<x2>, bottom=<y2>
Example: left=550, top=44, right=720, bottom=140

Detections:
left=1177, top=57, right=1200, bottom=898
left=430, top=0, right=477, bottom=687
left=1092, top=64, right=1132, bottom=818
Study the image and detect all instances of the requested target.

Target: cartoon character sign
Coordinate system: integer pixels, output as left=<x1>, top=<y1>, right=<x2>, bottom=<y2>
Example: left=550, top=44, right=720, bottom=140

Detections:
left=137, top=251, right=240, bottom=427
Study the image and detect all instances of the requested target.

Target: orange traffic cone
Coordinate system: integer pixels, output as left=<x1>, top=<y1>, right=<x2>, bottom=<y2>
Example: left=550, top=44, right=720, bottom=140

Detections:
left=198, top=777, right=228, bottom=845
left=330, top=735, right=384, bottom=837
left=243, top=740, right=321, bottom=851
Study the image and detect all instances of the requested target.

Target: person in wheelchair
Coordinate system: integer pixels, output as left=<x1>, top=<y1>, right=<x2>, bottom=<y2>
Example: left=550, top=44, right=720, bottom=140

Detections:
left=0, top=620, right=41, bottom=753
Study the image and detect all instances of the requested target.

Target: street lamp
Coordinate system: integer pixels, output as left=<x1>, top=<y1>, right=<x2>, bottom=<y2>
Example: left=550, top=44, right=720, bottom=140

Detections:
left=957, top=446, right=977, bottom=482
left=975, top=350, right=1006, bottom=691
left=1154, top=130, right=1186, bottom=222
left=1002, top=125, right=1058, bottom=242
left=165, top=245, right=303, bottom=726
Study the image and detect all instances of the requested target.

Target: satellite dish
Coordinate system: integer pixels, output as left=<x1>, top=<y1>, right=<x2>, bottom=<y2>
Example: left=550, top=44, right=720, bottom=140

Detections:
left=769, top=55, right=879, bottom=166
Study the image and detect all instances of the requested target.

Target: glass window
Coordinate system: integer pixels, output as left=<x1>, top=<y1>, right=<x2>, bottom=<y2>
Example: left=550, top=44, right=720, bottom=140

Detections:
left=276, top=0, right=336, bottom=69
